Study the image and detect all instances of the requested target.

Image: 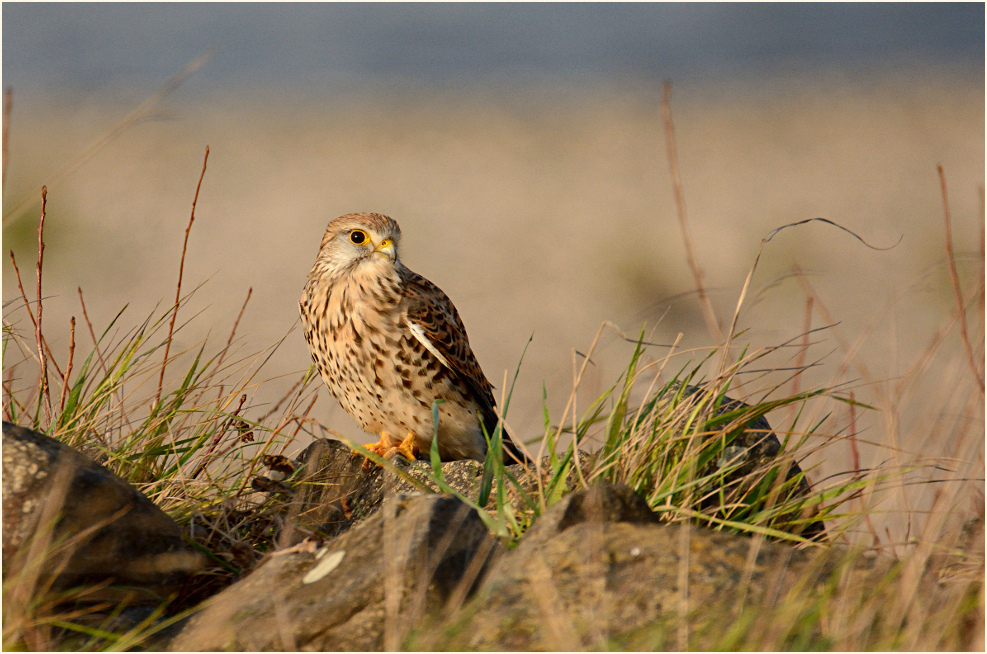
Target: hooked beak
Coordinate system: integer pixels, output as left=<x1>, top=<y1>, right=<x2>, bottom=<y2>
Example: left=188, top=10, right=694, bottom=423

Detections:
left=374, top=238, right=396, bottom=261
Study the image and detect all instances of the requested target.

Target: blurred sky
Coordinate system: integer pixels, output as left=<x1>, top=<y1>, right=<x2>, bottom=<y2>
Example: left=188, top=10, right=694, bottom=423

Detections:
left=3, top=3, right=984, bottom=94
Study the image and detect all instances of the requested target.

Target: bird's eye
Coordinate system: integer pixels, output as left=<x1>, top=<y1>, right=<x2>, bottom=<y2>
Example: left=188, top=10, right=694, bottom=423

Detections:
left=349, top=230, right=368, bottom=245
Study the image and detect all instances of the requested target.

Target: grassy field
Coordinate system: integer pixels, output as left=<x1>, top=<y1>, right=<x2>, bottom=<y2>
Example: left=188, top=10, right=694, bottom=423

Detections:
left=2, top=66, right=984, bottom=649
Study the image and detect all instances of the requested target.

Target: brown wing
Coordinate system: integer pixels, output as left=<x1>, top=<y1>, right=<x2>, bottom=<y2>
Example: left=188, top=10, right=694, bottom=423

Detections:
left=402, top=270, right=497, bottom=406
left=402, top=270, right=527, bottom=463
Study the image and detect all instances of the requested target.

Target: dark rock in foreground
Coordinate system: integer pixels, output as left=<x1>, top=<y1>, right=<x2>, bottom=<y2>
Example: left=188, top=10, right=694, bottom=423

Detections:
left=2, top=422, right=206, bottom=603
left=175, top=482, right=871, bottom=651
left=169, top=493, right=497, bottom=651
left=421, top=483, right=850, bottom=650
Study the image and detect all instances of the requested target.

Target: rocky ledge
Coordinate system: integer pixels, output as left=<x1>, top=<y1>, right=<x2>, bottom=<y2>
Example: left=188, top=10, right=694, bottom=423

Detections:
left=2, top=420, right=900, bottom=651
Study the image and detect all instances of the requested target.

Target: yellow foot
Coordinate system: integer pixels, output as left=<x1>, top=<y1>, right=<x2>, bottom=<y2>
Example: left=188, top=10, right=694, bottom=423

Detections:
left=393, top=431, right=419, bottom=463
left=358, top=432, right=420, bottom=470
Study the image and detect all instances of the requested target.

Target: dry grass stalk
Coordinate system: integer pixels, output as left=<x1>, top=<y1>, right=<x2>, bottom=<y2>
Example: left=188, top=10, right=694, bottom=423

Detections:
left=210, top=286, right=254, bottom=400
left=157, top=146, right=210, bottom=407
left=660, top=81, right=723, bottom=343
left=790, top=293, right=813, bottom=398
left=531, top=321, right=608, bottom=505
left=527, top=550, right=580, bottom=650
left=190, top=393, right=248, bottom=480
left=937, top=164, right=984, bottom=394
left=7, top=248, right=62, bottom=378
left=58, top=316, right=75, bottom=414
left=2, top=50, right=214, bottom=228
left=35, top=186, right=52, bottom=422
left=76, top=287, right=108, bottom=376
left=3, top=462, right=75, bottom=650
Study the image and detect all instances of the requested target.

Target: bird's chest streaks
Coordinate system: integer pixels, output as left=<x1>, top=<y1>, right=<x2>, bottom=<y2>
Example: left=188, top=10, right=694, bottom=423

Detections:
left=314, top=278, right=450, bottom=433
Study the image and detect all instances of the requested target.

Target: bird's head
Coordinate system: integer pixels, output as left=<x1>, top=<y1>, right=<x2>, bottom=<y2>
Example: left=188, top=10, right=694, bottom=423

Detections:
left=313, top=212, right=402, bottom=278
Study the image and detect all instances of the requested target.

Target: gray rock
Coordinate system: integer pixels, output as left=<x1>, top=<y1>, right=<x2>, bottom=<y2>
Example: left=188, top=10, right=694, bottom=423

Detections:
left=598, top=384, right=825, bottom=539
left=424, top=482, right=836, bottom=651
left=253, top=438, right=480, bottom=546
left=2, top=422, right=206, bottom=602
left=258, top=437, right=588, bottom=547
left=525, top=481, right=660, bottom=540
left=269, top=423, right=821, bottom=547
left=169, top=493, right=500, bottom=651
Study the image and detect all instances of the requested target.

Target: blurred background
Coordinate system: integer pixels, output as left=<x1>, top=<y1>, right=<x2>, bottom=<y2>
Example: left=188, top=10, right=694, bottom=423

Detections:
left=3, top=4, right=984, bottom=531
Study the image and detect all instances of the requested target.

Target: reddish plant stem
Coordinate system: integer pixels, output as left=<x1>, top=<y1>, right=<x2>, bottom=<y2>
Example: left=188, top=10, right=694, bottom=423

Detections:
left=225, top=287, right=252, bottom=351
left=156, top=146, right=209, bottom=407
left=35, top=186, right=51, bottom=422
left=279, top=393, right=319, bottom=455
left=938, top=165, right=984, bottom=394
left=189, top=391, right=246, bottom=480
left=213, top=287, right=253, bottom=400
left=235, top=389, right=318, bottom=499
left=792, top=290, right=813, bottom=398
left=8, top=250, right=62, bottom=378
left=979, top=186, right=985, bottom=319
left=259, top=373, right=308, bottom=423
left=4, top=365, right=25, bottom=420
left=215, top=286, right=254, bottom=386
left=786, top=286, right=813, bottom=426
left=979, top=185, right=985, bottom=261
left=660, top=81, right=722, bottom=342
left=77, top=287, right=108, bottom=375
left=847, top=392, right=861, bottom=473
left=980, top=186, right=985, bottom=298
left=59, top=317, right=76, bottom=415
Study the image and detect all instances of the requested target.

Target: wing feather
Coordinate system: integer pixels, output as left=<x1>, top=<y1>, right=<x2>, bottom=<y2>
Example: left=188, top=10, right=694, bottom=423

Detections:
left=402, top=271, right=496, bottom=406
left=401, top=270, right=526, bottom=463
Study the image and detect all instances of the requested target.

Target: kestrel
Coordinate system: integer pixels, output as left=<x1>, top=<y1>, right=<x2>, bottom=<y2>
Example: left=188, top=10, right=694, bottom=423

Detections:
left=299, top=212, right=526, bottom=466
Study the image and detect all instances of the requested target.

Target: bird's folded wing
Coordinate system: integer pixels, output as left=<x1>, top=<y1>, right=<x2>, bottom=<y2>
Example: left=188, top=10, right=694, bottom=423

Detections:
left=403, top=271, right=527, bottom=464
left=402, top=272, right=497, bottom=405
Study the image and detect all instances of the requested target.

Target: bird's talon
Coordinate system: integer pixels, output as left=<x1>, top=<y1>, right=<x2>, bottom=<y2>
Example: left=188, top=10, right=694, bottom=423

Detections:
left=396, top=432, right=419, bottom=462
left=355, top=431, right=420, bottom=470
left=357, top=432, right=394, bottom=470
